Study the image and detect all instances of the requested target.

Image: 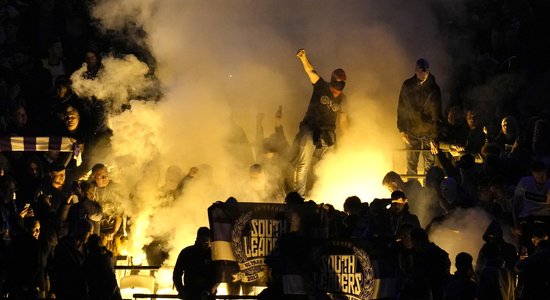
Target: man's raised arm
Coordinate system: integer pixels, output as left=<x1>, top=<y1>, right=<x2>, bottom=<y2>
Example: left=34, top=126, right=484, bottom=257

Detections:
left=296, top=48, right=320, bottom=84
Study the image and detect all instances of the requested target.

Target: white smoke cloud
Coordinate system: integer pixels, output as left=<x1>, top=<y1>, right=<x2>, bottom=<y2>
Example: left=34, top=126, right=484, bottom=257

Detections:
left=429, top=208, right=492, bottom=269
left=428, top=207, right=517, bottom=272
left=71, top=54, right=156, bottom=110
left=80, top=0, right=461, bottom=271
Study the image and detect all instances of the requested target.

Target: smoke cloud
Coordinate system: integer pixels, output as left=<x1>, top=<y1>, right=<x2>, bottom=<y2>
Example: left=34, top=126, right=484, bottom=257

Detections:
left=71, top=54, right=157, bottom=111
left=75, top=0, right=467, bottom=279
left=429, top=208, right=493, bottom=271
left=429, top=207, right=518, bottom=273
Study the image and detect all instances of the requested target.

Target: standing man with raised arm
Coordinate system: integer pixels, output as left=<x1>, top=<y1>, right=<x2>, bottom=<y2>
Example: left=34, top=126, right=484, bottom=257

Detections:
left=287, top=48, right=347, bottom=196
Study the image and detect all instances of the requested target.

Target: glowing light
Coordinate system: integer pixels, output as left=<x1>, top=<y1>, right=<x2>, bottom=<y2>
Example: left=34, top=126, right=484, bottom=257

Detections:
left=120, top=287, right=152, bottom=299
left=119, top=275, right=156, bottom=299
left=157, top=287, right=178, bottom=300
left=217, top=283, right=229, bottom=295
left=311, top=145, right=392, bottom=210
left=131, top=252, right=147, bottom=266
left=215, top=284, right=265, bottom=296
left=155, top=267, right=175, bottom=289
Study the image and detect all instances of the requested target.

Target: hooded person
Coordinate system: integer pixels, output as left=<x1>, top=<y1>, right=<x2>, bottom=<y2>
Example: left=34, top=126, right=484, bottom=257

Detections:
left=475, top=220, right=518, bottom=275
left=476, top=243, right=515, bottom=300
left=51, top=76, right=87, bottom=122
left=439, top=177, right=475, bottom=212
left=83, top=44, right=103, bottom=79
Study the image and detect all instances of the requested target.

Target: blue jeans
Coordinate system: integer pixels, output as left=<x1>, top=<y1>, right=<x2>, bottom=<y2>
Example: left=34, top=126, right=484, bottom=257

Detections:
left=288, top=129, right=332, bottom=196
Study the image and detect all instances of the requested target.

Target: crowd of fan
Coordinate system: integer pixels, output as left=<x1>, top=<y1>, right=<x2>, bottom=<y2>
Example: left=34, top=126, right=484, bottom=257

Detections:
left=0, top=1, right=125, bottom=299
left=0, top=0, right=548, bottom=299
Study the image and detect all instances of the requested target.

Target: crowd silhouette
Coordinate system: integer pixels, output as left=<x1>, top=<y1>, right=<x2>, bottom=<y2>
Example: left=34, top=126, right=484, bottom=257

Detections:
left=0, top=0, right=548, bottom=299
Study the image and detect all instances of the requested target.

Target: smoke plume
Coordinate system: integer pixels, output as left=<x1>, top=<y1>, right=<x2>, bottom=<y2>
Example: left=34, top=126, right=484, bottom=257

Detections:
left=74, top=0, right=467, bottom=279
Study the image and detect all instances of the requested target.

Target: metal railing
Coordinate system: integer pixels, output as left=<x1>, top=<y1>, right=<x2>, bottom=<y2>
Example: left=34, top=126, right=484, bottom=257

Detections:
left=392, top=148, right=433, bottom=179
left=131, top=294, right=258, bottom=299
left=115, top=265, right=161, bottom=270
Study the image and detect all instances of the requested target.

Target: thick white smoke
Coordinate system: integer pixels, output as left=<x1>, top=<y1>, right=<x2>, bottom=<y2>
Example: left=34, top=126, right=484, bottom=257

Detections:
left=72, top=0, right=474, bottom=276
left=429, top=208, right=493, bottom=270
left=429, top=208, right=517, bottom=272
left=70, top=54, right=156, bottom=111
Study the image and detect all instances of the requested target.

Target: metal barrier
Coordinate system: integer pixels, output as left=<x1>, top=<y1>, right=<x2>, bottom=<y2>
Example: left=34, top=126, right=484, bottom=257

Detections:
left=132, top=294, right=258, bottom=299
left=392, top=148, right=483, bottom=180
left=115, top=265, right=161, bottom=270
left=116, top=266, right=261, bottom=300
left=392, top=148, right=433, bottom=180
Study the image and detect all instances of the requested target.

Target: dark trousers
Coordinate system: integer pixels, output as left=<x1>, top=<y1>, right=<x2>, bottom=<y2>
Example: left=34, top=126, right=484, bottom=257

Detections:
left=406, top=135, right=435, bottom=175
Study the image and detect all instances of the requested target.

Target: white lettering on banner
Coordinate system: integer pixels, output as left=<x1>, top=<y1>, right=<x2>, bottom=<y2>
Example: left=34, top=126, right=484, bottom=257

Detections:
left=239, top=258, right=266, bottom=269
left=243, top=219, right=286, bottom=257
left=317, top=255, right=363, bottom=296
left=250, top=219, right=287, bottom=237
left=236, top=258, right=268, bottom=283
left=243, top=236, right=278, bottom=257
left=320, top=255, right=357, bottom=274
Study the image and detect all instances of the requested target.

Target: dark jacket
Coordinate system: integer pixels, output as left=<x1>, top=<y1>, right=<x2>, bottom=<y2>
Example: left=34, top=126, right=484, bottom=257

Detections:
left=515, top=241, right=550, bottom=300
left=464, top=127, right=486, bottom=155
left=50, top=236, right=88, bottom=300
left=300, top=78, right=346, bottom=147
left=397, top=73, right=442, bottom=139
left=173, top=243, right=216, bottom=297
left=476, top=221, right=518, bottom=274
left=390, top=205, right=421, bottom=235
left=6, top=232, right=42, bottom=295
left=476, top=258, right=515, bottom=300
left=84, top=246, right=122, bottom=300
left=443, top=271, right=478, bottom=300
left=400, top=242, right=451, bottom=300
